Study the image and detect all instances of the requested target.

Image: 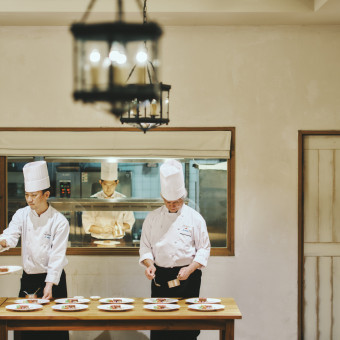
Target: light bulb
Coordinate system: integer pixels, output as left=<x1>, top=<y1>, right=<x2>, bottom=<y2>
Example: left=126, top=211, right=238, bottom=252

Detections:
left=89, top=49, right=101, bottom=64
left=136, top=50, right=148, bottom=64
left=109, top=43, right=127, bottom=65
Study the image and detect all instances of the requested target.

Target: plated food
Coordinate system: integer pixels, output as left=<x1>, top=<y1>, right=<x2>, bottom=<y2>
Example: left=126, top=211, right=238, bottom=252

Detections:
left=0, top=265, right=22, bottom=275
left=14, top=299, right=50, bottom=305
left=54, top=298, right=90, bottom=304
left=6, top=304, right=42, bottom=311
left=143, top=298, right=178, bottom=304
left=188, top=304, right=225, bottom=311
left=99, top=297, right=134, bottom=304
left=185, top=298, right=221, bottom=304
left=93, top=240, right=120, bottom=246
left=52, top=304, right=88, bottom=312
left=97, top=304, right=134, bottom=312
left=144, top=304, right=180, bottom=311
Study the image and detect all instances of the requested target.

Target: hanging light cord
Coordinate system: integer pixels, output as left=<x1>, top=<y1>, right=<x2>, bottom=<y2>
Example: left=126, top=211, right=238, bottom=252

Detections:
left=80, top=0, right=98, bottom=22
left=80, top=0, right=124, bottom=22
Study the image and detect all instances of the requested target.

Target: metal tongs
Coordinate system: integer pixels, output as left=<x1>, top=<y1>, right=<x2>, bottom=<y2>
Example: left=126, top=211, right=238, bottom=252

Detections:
left=153, top=276, right=161, bottom=287
left=23, top=287, right=40, bottom=298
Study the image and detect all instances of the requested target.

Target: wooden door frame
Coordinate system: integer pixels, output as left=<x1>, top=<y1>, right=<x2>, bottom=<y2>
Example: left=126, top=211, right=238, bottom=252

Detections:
left=298, top=130, right=340, bottom=340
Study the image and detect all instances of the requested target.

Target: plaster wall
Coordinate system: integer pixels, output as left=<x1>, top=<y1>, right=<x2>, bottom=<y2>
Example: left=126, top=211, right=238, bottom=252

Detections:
left=1, top=25, right=340, bottom=340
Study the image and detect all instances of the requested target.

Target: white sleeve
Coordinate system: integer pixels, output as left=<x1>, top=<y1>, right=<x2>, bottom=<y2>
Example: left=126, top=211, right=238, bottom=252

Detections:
left=139, top=214, right=154, bottom=266
left=0, top=209, right=23, bottom=250
left=46, top=216, right=70, bottom=285
left=81, top=211, right=96, bottom=234
left=193, top=216, right=211, bottom=267
left=122, top=210, right=135, bottom=229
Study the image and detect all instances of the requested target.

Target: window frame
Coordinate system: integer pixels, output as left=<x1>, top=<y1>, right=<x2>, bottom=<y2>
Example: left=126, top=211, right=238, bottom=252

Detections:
left=0, top=127, right=235, bottom=256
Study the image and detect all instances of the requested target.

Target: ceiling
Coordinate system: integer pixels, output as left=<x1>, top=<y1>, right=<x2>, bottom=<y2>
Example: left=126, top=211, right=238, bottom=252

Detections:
left=0, top=0, right=340, bottom=26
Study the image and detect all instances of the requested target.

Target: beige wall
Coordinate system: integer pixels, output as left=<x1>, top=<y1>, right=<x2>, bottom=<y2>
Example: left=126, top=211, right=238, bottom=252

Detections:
left=1, top=25, right=340, bottom=340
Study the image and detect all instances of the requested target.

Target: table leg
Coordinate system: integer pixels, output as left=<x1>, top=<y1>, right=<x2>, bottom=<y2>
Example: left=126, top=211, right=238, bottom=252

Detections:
left=220, top=320, right=234, bottom=340
left=0, top=321, right=8, bottom=340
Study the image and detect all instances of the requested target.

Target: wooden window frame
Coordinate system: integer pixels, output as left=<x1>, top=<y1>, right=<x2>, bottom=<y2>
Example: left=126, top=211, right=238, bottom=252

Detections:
left=0, top=126, right=235, bottom=256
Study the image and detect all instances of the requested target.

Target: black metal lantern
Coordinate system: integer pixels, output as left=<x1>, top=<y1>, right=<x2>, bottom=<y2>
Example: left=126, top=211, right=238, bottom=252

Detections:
left=120, top=82, right=170, bottom=133
left=70, top=0, right=162, bottom=117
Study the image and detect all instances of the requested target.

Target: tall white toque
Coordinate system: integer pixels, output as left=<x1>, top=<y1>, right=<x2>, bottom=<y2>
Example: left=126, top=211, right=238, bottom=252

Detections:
left=160, top=159, right=186, bottom=201
left=23, top=161, right=50, bottom=192
left=101, top=162, right=118, bottom=181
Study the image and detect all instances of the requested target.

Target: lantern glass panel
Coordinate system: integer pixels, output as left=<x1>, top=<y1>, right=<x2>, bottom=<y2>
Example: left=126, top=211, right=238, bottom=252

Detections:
left=74, top=37, right=160, bottom=93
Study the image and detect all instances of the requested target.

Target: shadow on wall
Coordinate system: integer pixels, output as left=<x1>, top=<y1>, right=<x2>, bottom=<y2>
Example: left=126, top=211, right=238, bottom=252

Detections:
left=70, top=330, right=149, bottom=340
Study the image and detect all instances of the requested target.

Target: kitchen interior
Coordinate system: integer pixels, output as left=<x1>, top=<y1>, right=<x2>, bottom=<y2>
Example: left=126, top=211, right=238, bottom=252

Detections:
left=7, top=157, right=228, bottom=249
left=0, top=0, right=340, bottom=340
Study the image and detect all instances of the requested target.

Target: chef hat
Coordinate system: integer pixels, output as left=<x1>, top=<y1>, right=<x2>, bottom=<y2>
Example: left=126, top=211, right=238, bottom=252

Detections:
left=160, top=159, right=186, bottom=201
left=101, top=162, right=118, bottom=181
left=23, top=161, right=50, bottom=192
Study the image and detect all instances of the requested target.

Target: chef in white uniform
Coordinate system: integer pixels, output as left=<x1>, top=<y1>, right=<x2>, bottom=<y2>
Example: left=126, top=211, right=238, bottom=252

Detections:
left=82, top=162, right=135, bottom=239
left=139, top=159, right=210, bottom=340
left=0, top=160, right=69, bottom=340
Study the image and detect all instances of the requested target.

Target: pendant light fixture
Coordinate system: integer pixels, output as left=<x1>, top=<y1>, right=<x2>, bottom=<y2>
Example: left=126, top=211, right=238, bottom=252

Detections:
left=70, top=0, right=163, bottom=122
left=119, top=0, right=171, bottom=133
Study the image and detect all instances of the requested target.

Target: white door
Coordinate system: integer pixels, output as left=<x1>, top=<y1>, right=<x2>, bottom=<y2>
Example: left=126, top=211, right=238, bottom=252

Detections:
left=303, top=135, right=340, bottom=339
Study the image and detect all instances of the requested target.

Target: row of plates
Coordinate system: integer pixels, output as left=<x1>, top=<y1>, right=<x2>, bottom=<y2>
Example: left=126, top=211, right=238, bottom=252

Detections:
left=6, top=303, right=225, bottom=312
left=12, top=297, right=222, bottom=305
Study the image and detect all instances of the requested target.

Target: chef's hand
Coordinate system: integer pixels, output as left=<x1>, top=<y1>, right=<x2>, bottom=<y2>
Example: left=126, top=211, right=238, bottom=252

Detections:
left=177, top=267, right=192, bottom=281
left=102, top=226, right=114, bottom=234
left=0, top=239, right=7, bottom=248
left=42, top=282, right=53, bottom=300
left=142, top=259, right=156, bottom=280
left=177, top=262, right=202, bottom=281
left=145, top=265, right=156, bottom=280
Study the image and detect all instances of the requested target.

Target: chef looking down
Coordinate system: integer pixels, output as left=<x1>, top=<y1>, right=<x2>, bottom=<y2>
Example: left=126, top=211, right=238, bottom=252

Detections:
left=82, top=162, right=135, bottom=239
left=139, top=159, right=211, bottom=340
left=0, top=161, right=69, bottom=340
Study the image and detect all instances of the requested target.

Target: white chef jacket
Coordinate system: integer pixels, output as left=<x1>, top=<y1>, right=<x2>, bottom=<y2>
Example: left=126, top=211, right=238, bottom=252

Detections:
left=139, top=204, right=210, bottom=268
left=0, top=205, right=69, bottom=285
left=82, top=190, right=135, bottom=239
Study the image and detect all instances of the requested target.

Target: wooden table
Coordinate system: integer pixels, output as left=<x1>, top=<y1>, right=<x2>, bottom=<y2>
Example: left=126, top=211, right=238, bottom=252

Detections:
left=0, top=297, right=242, bottom=340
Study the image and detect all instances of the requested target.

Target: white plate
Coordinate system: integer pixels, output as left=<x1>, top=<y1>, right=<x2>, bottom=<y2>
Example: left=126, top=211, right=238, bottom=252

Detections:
left=52, top=304, right=88, bottom=312
left=144, top=304, right=180, bottom=311
left=90, top=296, right=101, bottom=301
left=99, top=297, right=134, bottom=304
left=94, top=240, right=121, bottom=246
left=0, top=265, right=23, bottom=275
left=14, top=299, right=50, bottom=305
left=54, top=298, right=90, bottom=304
left=6, top=304, right=42, bottom=311
left=186, top=298, right=221, bottom=304
left=97, top=304, right=134, bottom=312
left=188, top=304, right=225, bottom=311
left=143, top=298, right=178, bottom=304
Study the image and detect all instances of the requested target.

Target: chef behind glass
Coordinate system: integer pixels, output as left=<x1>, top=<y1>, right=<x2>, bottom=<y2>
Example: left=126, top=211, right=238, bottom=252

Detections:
left=82, top=162, right=135, bottom=239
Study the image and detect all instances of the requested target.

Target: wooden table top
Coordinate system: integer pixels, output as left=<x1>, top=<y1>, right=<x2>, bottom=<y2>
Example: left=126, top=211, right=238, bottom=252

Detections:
left=0, top=297, right=242, bottom=321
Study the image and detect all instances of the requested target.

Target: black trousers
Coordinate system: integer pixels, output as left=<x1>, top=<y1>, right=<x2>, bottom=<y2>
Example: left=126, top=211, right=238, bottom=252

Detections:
left=17, top=270, right=69, bottom=340
left=150, top=264, right=202, bottom=340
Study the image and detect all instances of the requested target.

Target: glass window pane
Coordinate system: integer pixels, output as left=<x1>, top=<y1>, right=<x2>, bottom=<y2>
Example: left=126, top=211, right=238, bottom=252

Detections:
left=7, top=157, right=228, bottom=249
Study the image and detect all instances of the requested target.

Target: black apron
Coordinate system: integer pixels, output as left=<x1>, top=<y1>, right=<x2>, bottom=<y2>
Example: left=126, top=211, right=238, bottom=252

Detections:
left=150, top=264, right=202, bottom=340
left=17, top=270, right=69, bottom=340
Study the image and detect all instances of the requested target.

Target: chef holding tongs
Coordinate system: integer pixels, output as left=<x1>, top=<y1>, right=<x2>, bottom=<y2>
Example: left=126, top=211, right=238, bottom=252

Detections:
left=139, top=159, right=211, bottom=340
